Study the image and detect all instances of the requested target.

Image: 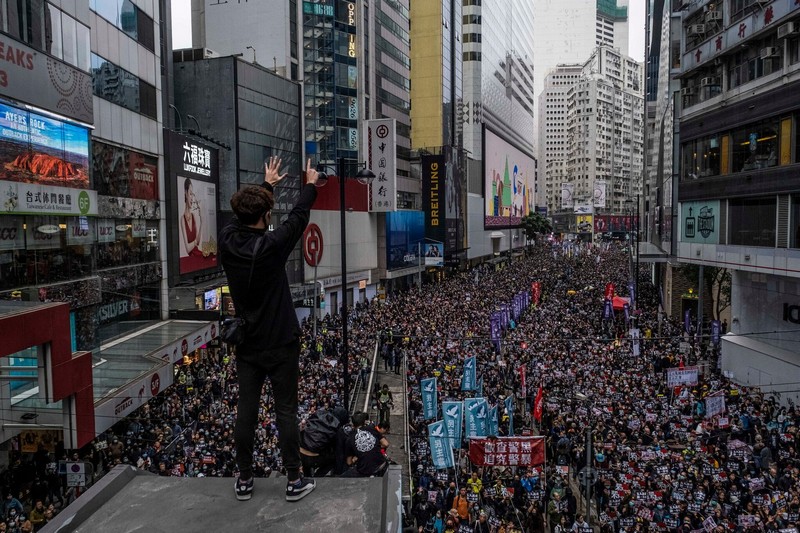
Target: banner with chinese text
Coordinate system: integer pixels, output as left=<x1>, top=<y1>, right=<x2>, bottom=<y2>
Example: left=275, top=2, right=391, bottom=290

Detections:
left=468, top=436, right=545, bottom=467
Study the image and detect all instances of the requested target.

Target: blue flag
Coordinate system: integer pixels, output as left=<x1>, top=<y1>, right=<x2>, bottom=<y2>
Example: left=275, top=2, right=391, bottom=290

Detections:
left=428, top=420, right=454, bottom=469
left=490, top=312, right=502, bottom=352
left=442, top=401, right=463, bottom=449
left=461, top=356, right=477, bottom=391
left=421, top=378, right=438, bottom=420
left=623, top=303, right=630, bottom=323
left=465, top=397, right=489, bottom=437
left=684, top=309, right=692, bottom=333
left=477, top=376, right=484, bottom=397
left=488, top=405, right=499, bottom=437
left=504, top=396, right=514, bottom=436
left=628, top=281, right=635, bottom=308
left=711, top=319, right=721, bottom=346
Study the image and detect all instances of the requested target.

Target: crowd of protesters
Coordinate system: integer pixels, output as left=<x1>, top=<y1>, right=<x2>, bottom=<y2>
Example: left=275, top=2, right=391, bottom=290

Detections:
left=3, top=240, right=799, bottom=533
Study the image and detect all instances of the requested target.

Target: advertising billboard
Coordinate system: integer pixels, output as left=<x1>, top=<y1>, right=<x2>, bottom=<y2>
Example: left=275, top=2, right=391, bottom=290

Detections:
left=681, top=200, right=720, bottom=244
left=92, top=141, right=159, bottom=200
left=365, top=118, right=397, bottom=212
left=164, top=131, right=219, bottom=279
left=386, top=210, right=425, bottom=270
left=0, top=101, right=90, bottom=189
left=484, top=128, right=535, bottom=228
left=422, top=154, right=446, bottom=246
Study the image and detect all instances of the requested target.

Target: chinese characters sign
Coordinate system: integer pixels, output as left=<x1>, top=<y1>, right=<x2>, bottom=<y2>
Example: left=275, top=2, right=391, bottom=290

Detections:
left=1, top=181, right=97, bottom=216
left=666, top=366, right=699, bottom=388
left=365, top=119, right=396, bottom=212
left=468, top=437, right=545, bottom=467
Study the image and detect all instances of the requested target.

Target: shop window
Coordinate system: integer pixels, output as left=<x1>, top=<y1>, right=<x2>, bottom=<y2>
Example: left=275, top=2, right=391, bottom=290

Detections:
left=792, top=195, right=800, bottom=249
left=729, top=197, right=777, bottom=247
left=731, top=118, right=779, bottom=172
left=682, top=134, right=722, bottom=180
left=4, top=346, right=39, bottom=401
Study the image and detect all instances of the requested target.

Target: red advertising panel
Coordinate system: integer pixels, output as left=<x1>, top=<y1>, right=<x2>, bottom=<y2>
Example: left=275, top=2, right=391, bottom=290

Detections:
left=468, top=436, right=545, bottom=467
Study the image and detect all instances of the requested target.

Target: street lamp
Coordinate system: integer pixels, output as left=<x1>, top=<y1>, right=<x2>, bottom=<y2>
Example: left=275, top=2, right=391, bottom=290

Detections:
left=315, top=157, right=375, bottom=411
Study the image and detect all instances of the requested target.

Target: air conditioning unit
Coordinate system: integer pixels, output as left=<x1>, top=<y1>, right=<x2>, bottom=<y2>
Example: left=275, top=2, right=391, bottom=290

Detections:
left=760, top=46, right=780, bottom=58
left=705, top=11, right=723, bottom=23
left=777, top=22, right=798, bottom=39
left=680, top=87, right=696, bottom=96
left=688, top=24, right=706, bottom=36
left=700, top=77, right=719, bottom=86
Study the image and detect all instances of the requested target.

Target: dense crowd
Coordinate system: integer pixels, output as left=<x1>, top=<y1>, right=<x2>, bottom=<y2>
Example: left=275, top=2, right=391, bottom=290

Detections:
left=4, top=241, right=799, bottom=533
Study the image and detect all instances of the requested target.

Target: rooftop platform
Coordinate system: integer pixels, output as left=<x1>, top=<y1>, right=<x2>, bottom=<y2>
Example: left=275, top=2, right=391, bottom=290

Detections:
left=42, top=465, right=403, bottom=533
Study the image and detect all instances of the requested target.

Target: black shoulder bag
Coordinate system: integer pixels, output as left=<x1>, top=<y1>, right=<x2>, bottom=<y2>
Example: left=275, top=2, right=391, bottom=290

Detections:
left=220, top=236, right=263, bottom=346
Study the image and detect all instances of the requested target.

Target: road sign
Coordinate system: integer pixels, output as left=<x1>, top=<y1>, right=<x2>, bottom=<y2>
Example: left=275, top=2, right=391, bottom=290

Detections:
left=65, top=461, right=86, bottom=487
left=303, top=223, right=324, bottom=266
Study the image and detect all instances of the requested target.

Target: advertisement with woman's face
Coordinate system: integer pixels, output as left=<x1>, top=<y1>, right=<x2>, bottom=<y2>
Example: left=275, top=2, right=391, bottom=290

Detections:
left=177, top=176, right=217, bottom=274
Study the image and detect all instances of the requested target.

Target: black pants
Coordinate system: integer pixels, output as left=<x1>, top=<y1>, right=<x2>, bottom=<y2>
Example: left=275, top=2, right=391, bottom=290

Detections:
left=235, top=340, right=301, bottom=480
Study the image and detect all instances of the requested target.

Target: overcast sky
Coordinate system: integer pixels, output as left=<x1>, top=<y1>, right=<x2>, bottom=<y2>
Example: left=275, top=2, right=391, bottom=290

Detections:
left=169, top=2, right=646, bottom=64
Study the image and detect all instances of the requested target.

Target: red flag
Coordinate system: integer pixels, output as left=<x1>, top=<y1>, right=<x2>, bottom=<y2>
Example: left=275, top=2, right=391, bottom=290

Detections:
left=533, top=385, right=544, bottom=422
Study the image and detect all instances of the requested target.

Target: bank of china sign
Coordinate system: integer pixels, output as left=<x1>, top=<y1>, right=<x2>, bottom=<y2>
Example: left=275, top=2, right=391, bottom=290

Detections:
left=1, top=180, right=98, bottom=216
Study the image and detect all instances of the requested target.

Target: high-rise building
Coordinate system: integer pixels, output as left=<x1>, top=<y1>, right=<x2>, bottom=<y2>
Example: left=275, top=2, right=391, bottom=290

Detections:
left=540, top=46, right=643, bottom=222
left=674, top=0, right=800, bottom=403
left=533, top=0, right=630, bottom=204
left=462, top=0, right=536, bottom=160
left=538, top=65, right=583, bottom=214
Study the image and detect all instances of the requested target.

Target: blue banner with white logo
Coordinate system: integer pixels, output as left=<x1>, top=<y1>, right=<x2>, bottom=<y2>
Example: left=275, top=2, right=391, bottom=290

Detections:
left=465, top=397, right=489, bottom=438
left=504, top=396, right=514, bottom=436
left=711, top=319, right=721, bottom=346
left=684, top=309, right=692, bottom=333
left=477, top=377, right=484, bottom=397
left=623, top=303, right=630, bottom=324
left=442, top=401, right=463, bottom=449
left=490, top=312, right=501, bottom=351
left=428, top=420, right=454, bottom=469
left=421, top=377, right=438, bottom=420
left=461, top=356, right=477, bottom=391
left=628, top=281, right=635, bottom=308
left=488, top=405, right=499, bottom=437
left=603, top=298, right=614, bottom=320
left=501, top=305, right=509, bottom=330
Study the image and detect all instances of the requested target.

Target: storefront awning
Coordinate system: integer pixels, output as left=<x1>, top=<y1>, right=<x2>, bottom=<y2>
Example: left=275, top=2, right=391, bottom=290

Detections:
left=92, top=320, right=217, bottom=435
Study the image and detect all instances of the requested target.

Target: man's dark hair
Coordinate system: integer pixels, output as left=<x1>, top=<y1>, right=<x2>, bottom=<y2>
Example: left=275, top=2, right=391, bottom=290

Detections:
left=351, top=411, right=368, bottom=428
left=230, top=185, right=274, bottom=225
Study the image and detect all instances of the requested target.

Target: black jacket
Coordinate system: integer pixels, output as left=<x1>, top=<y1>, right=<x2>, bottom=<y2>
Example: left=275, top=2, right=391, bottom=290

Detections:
left=219, top=183, right=317, bottom=356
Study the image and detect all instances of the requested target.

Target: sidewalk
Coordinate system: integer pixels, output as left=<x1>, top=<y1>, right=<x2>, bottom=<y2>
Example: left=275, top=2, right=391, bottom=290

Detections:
left=371, top=366, right=411, bottom=501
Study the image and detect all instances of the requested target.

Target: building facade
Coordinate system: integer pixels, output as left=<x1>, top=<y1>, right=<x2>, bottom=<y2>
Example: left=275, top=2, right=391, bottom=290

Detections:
left=533, top=0, right=630, bottom=205
left=675, top=0, right=800, bottom=403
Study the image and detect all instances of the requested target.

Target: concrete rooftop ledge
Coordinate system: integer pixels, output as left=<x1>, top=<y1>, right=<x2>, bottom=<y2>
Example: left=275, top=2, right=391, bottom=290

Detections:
left=43, top=465, right=403, bottom=533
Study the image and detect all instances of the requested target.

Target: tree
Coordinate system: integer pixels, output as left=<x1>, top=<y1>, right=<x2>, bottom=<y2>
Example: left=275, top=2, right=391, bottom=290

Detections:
left=677, top=264, right=731, bottom=320
left=521, top=213, right=553, bottom=246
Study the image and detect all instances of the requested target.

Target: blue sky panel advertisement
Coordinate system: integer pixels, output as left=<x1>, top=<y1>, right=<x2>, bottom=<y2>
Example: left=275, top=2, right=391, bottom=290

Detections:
left=386, top=211, right=425, bottom=270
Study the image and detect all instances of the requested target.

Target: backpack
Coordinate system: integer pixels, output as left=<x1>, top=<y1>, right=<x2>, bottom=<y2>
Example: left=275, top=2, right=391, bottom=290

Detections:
left=303, top=410, right=341, bottom=453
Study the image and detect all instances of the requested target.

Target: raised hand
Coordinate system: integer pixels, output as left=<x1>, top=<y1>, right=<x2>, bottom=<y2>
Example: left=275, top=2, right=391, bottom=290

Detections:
left=264, top=156, right=288, bottom=187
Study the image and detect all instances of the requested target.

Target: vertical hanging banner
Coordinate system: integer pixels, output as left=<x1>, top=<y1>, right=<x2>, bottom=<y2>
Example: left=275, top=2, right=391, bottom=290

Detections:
left=428, top=420, right=455, bottom=469
left=422, top=154, right=447, bottom=246
left=532, top=282, right=541, bottom=306
left=477, top=377, right=484, bottom=397
left=519, top=365, right=527, bottom=400
left=684, top=309, right=692, bottom=333
left=442, top=401, right=463, bottom=449
left=603, top=299, right=614, bottom=320
left=461, top=356, right=477, bottom=391
left=628, top=281, right=636, bottom=308
left=631, top=327, right=641, bottom=357
left=488, top=405, right=499, bottom=437
left=711, top=320, right=721, bottom=346
left=504, top=396, right=514, bottom=437
left=421, top=378, right=438, bottom=420
left=623, top=303, right=630, bottom=323
left=604, top=283, right=615, bottom=300
left=490, top=312, right=502, bottom=351
left=365, top=118, right=397, bottom=212
left=593, top=180, right=607, bottom=208
left=533, top=385, right=544, bottom=422
left=465, top=398, right=489, bottom=438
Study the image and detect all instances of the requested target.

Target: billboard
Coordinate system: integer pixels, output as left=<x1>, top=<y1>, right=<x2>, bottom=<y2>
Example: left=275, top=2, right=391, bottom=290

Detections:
left=593, top=180, right=607, bottom=208
left=560, top=182, right=574, bottom=209
left=0, top=101, right=90, bottom=189
left=164, top=131, right=219, bottom=279
left=422, top=154, right=446, bottom=246
left=386, top=211, right=425, bottom=270
left=92, top=140, right=159, bottom=200
left=681, top=200, right=720, bottom=244
left=484, top=127, right=535, bottom=228
left=365, top=118, right=397, bottom=212
left=443, top=146, right=466, bottom=254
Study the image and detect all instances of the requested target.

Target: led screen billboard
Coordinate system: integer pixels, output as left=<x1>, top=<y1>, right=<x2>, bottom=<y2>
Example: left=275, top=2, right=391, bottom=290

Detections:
left=483, top=127, right=535, bottom=228
left=0, top=101, right=90, bottom=189
left=386, top=210, right=425, bottom=271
